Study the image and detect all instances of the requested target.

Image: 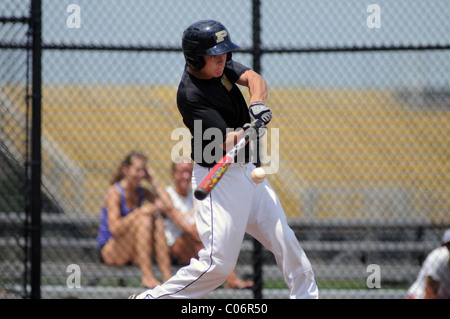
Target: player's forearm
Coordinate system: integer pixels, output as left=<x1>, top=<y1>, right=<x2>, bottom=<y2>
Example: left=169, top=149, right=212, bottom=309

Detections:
left=249, top=79, right=267, bottom=105
left=239, top=70, right=268, bottom=104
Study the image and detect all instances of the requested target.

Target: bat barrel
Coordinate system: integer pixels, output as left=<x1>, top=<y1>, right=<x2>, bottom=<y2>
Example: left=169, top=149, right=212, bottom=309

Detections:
left=193, top=132, right=251, bottom=201
left=194, top=187, right=209, bottom=200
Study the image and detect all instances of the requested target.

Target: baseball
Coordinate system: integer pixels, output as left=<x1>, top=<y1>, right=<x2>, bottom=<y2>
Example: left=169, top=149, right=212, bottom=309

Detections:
left=251, top=167, right=266, bottom=184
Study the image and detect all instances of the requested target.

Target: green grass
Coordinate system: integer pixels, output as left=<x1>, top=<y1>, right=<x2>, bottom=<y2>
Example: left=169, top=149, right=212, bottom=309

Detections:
left=263, top=279, right=409, bottom=290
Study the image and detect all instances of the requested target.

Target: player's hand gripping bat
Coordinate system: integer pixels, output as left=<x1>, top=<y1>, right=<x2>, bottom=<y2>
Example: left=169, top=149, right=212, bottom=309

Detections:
left=194, top=120, right=264, bottom=200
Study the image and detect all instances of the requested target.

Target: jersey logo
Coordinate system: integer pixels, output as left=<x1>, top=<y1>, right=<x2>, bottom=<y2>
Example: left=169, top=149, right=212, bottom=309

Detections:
left=221, top=74, right=232, bottom=91
left=215, top=30, right=228, bottom=43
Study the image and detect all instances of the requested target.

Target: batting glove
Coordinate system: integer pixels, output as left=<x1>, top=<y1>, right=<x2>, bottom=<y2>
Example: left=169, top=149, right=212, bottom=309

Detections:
left=249, top=102, right=273, bottom=125
left=243, top=119, right=266, bottom=138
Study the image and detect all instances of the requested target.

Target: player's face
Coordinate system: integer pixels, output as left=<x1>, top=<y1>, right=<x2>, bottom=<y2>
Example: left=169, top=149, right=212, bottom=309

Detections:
left=202, top=54, right=227, bottom=78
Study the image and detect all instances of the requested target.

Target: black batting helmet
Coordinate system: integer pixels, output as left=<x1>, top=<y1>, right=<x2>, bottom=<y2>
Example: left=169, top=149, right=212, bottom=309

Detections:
left=182, top=20, right=239, bottom=71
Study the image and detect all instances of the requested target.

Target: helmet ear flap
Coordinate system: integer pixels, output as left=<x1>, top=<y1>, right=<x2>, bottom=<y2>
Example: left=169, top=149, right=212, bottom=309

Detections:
left=186, top=53, right=229, bottom=71
left=185, top=54, right=205, bottom=71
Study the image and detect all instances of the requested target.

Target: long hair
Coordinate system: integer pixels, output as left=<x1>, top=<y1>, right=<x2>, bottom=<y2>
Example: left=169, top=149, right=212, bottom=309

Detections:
left=110, top=150, right=147, bottom=185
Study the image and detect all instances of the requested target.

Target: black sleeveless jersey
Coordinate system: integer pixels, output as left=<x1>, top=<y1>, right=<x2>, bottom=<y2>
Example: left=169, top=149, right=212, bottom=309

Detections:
left=177, top=60, right=252, bottom=167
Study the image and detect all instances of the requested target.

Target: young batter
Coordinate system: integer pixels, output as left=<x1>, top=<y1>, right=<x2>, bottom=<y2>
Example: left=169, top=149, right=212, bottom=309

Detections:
left=131, top=20, right=318, bottom=299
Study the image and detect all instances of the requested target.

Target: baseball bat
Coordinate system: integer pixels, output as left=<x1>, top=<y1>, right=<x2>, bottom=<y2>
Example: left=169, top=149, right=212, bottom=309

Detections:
left=194, top=131, right=251, bottom=200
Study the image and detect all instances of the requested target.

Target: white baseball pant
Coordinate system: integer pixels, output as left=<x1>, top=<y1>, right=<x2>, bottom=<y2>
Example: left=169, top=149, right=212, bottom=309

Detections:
left=137, top=163, right=318, bottom=299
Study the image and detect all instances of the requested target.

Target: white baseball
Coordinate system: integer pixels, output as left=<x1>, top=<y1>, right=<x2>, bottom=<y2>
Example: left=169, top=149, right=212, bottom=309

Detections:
left=251, top=167, right=266, bottom=184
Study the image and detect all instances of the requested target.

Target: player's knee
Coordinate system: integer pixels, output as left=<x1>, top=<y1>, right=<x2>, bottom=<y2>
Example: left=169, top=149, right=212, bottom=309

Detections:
left=212, top=259, right=235, bottom=280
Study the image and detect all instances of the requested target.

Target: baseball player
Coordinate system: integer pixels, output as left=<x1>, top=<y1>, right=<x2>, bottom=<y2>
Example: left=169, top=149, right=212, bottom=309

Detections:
left=131, top=20, right=318, bottom=299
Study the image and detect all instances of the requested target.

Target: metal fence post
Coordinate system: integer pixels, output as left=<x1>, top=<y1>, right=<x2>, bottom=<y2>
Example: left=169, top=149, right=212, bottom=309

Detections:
left=251, top=0, right=264, bottom=300
left=29, top=0, right=42, bottom=299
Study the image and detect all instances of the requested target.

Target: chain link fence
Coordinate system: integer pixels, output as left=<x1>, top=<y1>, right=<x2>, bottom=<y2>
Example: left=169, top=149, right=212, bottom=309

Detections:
left=1, top=0, right=33, bottom=299
left=1, top=0, right=449, bottom=299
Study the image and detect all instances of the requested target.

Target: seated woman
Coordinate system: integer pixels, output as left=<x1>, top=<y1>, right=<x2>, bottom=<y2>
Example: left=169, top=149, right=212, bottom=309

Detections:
left=97, top=150, right=172, bottom=288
